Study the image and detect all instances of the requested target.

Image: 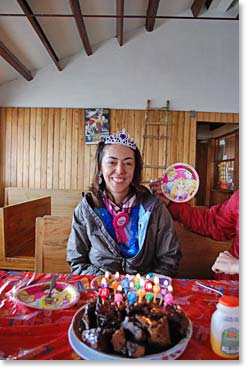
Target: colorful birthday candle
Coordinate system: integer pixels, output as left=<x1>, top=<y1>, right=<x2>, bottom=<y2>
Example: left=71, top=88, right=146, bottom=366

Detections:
left=137, top=288, right=146, bottom=303
left=112, top=279, right=120, bottom=294
left=127, top=291, right=137, bottom=305
left=134, top=273, right=141, bottom=290
left=145, top=292, right=154, bottom=303
left=99, top=285, right=109, bottom=304
left=114, top=287, right=123, bottom=306
left=153, top=276, right=160, bottom=302
left=122, top=277, right=130, bottom=292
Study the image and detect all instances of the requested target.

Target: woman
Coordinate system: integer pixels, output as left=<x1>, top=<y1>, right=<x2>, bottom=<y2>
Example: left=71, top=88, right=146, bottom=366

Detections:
left=67, top=129, right=181, bottom=276
left=150, top=178, right=239, bottom=280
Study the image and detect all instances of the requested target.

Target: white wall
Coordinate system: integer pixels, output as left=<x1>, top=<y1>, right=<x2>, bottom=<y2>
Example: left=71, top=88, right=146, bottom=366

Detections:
left=0, top=19, right=239, bottom=112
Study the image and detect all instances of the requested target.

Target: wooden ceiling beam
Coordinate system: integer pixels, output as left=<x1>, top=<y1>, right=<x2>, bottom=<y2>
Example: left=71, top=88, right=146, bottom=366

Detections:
left=69, top=0, right=92, bottom=56
left=0, top=40, right=33, bottom=81
left=191, top=0, right=205, bottom=17
left=116, top=0, right=124, bottom=46
left=17, top=0, right=62, bottom=71
left=145, top=0, right=160, bottom=32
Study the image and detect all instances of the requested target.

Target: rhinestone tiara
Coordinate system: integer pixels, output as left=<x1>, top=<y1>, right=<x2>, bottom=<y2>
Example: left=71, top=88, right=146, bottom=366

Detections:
left=104, top=128, right=137, bottom=150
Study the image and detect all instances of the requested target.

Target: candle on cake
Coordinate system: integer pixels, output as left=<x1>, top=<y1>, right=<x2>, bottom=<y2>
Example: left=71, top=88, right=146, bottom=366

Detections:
left=153, top=276, right=160, bottom=302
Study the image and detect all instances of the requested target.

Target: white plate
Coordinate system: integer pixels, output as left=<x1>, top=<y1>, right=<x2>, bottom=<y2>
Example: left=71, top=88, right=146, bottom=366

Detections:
left=13, top=281, right=80, bottom=310
left=68, top=305, right=192, bottom=360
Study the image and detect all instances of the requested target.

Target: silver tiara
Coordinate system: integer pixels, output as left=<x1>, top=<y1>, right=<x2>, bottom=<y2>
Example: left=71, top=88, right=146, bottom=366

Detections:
left=104, top=128, right=137, bottom=150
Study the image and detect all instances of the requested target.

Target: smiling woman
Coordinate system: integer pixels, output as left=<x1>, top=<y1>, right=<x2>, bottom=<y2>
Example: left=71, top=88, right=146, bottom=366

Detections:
left=66, top=128, right=181, bottom=277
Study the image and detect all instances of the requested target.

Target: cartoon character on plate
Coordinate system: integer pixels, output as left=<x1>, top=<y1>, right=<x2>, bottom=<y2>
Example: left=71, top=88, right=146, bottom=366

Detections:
left=162, top=167, right=177, bottom=195
left=170, top=177, right=189, bottom=201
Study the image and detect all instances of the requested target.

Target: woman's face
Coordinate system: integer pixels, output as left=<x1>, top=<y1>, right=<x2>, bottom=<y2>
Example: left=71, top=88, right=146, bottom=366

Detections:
left=101, top=144, right=135, bottom=203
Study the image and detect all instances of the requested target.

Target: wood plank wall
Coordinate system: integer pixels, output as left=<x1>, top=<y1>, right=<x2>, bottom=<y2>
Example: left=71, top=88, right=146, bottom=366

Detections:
left=0, top=107, right=239, bottom=206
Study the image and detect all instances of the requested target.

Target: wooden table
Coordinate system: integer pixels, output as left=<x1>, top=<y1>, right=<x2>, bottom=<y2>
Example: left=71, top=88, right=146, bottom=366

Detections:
left=0, top=271, right=239, bottom=360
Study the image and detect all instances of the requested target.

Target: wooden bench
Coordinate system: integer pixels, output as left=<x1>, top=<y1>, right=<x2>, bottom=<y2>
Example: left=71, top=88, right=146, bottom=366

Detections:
left=5, top=187, right=83, bottom=217
left=35, top=216, right=71, bottom=273
left=0, top=197, right=51, bottom=271
left=35, top=215, right=232, bottom=278
left=175, top=221, right=232, bottom=279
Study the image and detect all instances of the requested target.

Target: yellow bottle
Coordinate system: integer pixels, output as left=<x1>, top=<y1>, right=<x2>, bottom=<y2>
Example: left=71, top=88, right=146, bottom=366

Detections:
left=210, top=295, right=239, bottom=359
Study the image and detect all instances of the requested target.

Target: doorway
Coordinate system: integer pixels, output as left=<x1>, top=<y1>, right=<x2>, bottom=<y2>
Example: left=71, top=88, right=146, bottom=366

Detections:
left=196, top=122, right=239, bottom=206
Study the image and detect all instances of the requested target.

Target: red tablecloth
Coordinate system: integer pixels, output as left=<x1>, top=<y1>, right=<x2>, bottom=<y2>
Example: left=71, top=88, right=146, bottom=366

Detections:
left=0, top=271, right=239, bottom=360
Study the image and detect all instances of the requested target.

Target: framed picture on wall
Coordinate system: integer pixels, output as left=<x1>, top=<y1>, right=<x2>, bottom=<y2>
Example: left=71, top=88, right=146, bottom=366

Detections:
left=85, top=108, right=110, bottom=144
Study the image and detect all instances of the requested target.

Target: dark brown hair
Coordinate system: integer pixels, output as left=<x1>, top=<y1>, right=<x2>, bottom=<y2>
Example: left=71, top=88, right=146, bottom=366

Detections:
left=89, top=141, right=150, bottom=204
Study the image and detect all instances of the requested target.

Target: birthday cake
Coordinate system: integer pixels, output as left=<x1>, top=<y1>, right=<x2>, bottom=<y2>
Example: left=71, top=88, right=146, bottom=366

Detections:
left=74, top=290, right=189, bottom=358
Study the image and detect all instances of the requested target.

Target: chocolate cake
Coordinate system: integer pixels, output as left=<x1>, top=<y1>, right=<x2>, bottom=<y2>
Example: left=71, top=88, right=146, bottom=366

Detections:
left=75, top=293, right=189, bottom=358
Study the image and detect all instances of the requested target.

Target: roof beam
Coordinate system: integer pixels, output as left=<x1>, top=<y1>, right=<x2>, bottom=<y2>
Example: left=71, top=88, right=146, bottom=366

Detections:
left=16, top=0, right=61, bottom=71
left=191, top=0, right=205, bottom=17
left=145, top=0, right=160, bottom=32
left=69, top=0, right=92, bottom=56
left=0, top=40, right=33, bottom=81
left=116, top=0, right=124, bottom=46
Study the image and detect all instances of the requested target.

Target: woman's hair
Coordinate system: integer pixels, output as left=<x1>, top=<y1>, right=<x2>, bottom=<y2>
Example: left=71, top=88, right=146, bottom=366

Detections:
left=89, top=141, right=150, bottom=204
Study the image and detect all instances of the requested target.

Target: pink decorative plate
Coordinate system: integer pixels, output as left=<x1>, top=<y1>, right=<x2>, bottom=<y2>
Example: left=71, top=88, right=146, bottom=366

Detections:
left=13, top=282, right=80, bottom=310
left=161, top=162, right=199, bottom=203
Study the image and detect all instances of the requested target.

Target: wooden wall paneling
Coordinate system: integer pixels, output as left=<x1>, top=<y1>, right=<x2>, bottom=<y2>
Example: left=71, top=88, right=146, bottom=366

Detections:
left=171, top=111, right=179, bottom=164
left=110, top=109, right=116, bottom=134
left=0, top=107, right=239, bottom=199
left=23, top=108, right=30, bottom=188
left=10, top=108, right=17, bottom=187
left=144, top=109, right=153, bottom=182
left=189, top=114, right=197, bottom=166
left=134, top=110, right=143, bottom=153
left=77, top=110, right=84, bottom=190
left=166, top=110, right=172, bottom=169
left=0, top=109, right=6, bottom=205
left=29, top=108, right=36, bottom=188
left=177, top=112, right=185, bottom=162
left=157, top=111, right=164, bottom=177
left=71, top=109, right=79, bottom=190
left=5, top=108, right=12, bottom=188
left=59, top=108, right=67, bottom=189
left=183, top=112, right=191, bottom=163
left=41, top=108, right=48, bottom=189
left=127, top=110, right=135, bottom=145
left=47, top=108, right=54, bottom=189
left=53, top=109, right=60, bottom=189
left=152, top=110, right=160, bottom=179
left=0, top=209, right=5, bottom=258
left=17, top=108, right=24, bottom=187
left=65, top=109, right=72, bottom=189
left=35, top=108, right=42, bottom=188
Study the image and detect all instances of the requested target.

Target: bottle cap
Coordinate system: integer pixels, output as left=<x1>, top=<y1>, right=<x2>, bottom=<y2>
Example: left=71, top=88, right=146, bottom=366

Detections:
left=219, top=295, right=239, bottom=307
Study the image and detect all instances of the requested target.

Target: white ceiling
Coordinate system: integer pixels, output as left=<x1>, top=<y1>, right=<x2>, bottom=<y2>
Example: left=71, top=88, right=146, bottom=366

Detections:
left=0, top=0, right=239, bottom=86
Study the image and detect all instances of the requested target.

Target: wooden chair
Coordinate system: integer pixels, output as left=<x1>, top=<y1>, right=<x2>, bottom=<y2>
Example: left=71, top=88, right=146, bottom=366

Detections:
left=35, top=215, right=72, bottom=273
left=0, top=197, right=51, bottom=271
left=174, top=221, right=232, bottom=279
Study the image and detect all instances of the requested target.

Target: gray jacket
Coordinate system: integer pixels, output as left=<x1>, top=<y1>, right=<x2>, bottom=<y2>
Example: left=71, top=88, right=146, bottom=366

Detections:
left=66, top=193, right=181, bottom=277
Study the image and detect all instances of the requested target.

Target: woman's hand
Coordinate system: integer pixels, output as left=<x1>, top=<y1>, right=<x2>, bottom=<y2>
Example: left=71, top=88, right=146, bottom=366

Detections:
left=149, top=178, right=170, bottom=206
left=212, top=251, right=239, bottom=275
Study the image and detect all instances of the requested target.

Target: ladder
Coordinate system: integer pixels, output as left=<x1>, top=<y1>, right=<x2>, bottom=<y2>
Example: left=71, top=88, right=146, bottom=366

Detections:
left=142, top=99, right=170, bottom=184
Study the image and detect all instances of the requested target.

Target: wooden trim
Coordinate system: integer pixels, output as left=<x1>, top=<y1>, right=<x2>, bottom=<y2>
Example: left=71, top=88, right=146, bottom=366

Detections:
left=69, top=0, right=93, bottom=56
left=145, top=0, right=160, bottom=32
left=17, top=0, right=62, bottom=71
left=0, top=41, right=33, bottom=81
left=116, top=0, right=124, bottom=46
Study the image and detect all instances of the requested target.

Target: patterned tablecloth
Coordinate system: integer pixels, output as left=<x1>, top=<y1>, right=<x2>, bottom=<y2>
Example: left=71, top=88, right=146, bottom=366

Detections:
left=0, top=271, right=239, bottom=360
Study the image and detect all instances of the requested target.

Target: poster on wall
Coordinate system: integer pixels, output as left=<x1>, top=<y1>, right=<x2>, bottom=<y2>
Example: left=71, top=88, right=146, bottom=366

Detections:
left=85, top=108, right=110, bottom=144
